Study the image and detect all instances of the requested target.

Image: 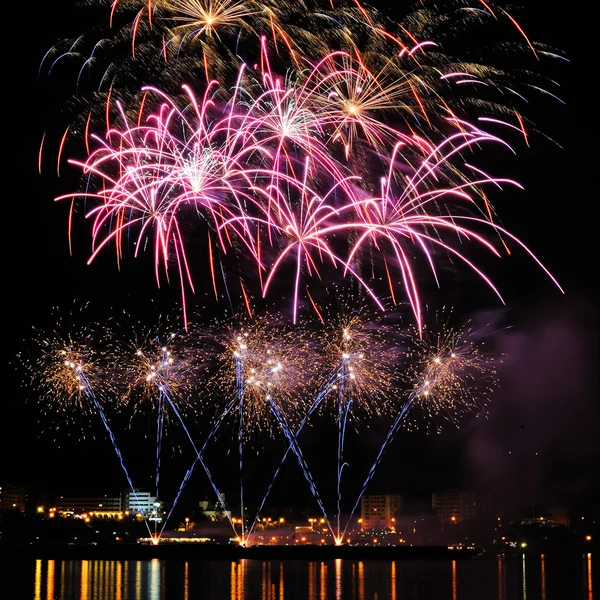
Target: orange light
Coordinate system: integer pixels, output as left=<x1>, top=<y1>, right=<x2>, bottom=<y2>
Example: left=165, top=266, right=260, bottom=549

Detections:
left=586, top=535, right=592, bottom=542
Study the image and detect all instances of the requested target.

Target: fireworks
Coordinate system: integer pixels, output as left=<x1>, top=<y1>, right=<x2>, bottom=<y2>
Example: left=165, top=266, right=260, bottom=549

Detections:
left=29, top=0, right=566, bottom=543
left=209, top=313, right=313, bottom=437
left=403, top=315, right=499, bottom=430
left=44, top=1, right=565, bottom=330
left=316, top=303, right=399, bottom=420
left=110, top=315, right=202, bottom=413
left=56, top=44, right=562, bottom=329
left=20, top=317, right=107, bottom=425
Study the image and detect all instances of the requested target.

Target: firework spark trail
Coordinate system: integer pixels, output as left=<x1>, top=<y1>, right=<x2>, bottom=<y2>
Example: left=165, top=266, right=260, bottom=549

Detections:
left=165, top=395, right=239, bottom=535
left=337, top=394, right=352, bottom=542
left=341, top=393, right=416, bottom=541
left=131, top=335, right=231, bottom=539
left=247, top=367, right=343, bottom=537
left=129, top=336, right=181, bottom=508
left=341, top=320, right=498, bottom=538
left=45, top=0, right=562, bottom=131
left=248, top=312, right=390, bottom=542
left=57, top=40, right=563, bottom=329
left=323, top=317, right=394, bottom=543
left=267, top=398, right=336, bottom=539
left=336, top=348, right=351, bottom=541
left=221, top=321, right=316, bottom=543
left=235, top=347, right=246, bottom=543
left=63, top=350, right=154, bottom=539
left=156, top=388, right=233, bottom=538
left=156, top=392, right=165, bottom=500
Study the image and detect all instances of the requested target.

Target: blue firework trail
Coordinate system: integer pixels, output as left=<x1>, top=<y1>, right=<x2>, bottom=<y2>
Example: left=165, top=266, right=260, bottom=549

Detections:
left=62, top=348, right=154, bottom=538
left=23, top=311, right=496, bottom=545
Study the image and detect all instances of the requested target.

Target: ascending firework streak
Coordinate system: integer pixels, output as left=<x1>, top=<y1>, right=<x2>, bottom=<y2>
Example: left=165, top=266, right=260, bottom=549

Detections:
left=38, top=336, right=154, bottom=538
left=117, top=325, right=234, bottom=542
left=247, top=309, right=395, bottom=543
left=19, top=309, right=507, bottom=545
left=334, top=327, right=355, bottom=543
left=247, top=365, right=342, bottom=539
left=224, top=324, right=329, bottom=545
left=61, top=351, right=139, bottom=501
left=158, top=318, right=317, bottom=545
left=319, top=314, right=395, bottom=544
left=127, top=335, right=196, bottom=541
left=340, top=321, right=498, bottom=540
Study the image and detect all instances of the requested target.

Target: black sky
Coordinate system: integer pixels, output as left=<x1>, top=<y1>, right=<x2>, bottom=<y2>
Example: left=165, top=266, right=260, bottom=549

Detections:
left=2, top=1, right=596, bottom=516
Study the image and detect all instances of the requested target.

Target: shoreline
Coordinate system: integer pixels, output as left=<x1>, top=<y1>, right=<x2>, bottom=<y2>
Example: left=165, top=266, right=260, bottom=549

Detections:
left=0, top=543, right=481, bottom=561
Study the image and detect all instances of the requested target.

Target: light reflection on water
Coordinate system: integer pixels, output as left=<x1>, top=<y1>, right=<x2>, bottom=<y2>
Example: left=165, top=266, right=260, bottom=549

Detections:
left=589, top=554, right=594, bottom=600
left=15, top=553, right=593, bottom=600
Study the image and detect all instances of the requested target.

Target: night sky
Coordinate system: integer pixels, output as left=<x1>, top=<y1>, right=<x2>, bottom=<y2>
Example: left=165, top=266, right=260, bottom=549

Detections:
left=2, top=1, right=596, bottom=518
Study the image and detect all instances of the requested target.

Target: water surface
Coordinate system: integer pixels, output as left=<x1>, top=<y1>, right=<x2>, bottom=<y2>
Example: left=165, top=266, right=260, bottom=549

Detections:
left=1, top=552, right=593, bottom=600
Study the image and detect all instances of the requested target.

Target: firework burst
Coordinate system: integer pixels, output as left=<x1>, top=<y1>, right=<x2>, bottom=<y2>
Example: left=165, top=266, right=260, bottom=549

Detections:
left=210, top=313, right=312, bottom=438
left=402, top=314, right=499, bottom=431
left=19, top=315, right=110, bottom=429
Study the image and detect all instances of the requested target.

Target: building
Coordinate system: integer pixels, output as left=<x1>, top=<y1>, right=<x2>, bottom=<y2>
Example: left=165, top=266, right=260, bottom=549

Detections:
left=125, top=490, right=161, bottom=520
left=54, top=495, right=122, bottom=514
left=199, top=494, right=231, bottom=520
left=360, top=495, right=403, bottom=530
left=0, top=484, right=26, bottom=513
left=432, top=490, right=477, bottom=523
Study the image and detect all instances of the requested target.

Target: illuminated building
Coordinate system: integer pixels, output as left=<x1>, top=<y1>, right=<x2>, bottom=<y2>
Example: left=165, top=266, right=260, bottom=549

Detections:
left=55, top=495, right=122, bottom=514
left=360, top=495, right=403, bottom=530
left=0, top=484, right=26, bottom=513
left=199, top=494, right=231, bottom=520
left=125, top=490, right=162, bottom=519
left=432, top=490, right=477, bottom=523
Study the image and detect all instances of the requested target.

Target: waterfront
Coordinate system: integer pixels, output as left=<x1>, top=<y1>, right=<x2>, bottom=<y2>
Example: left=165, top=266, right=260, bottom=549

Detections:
left=0, top=553, right=593, bottom=600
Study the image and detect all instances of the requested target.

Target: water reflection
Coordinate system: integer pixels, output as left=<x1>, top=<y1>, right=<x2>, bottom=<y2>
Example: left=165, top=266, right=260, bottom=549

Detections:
left=452, top=559, right=457, bottom=600
left=34, top=559, right=41, bottom=600
left=588, top=553, right=593, bottom=600
left=47, top=560, right=55, bottom=600
left=308, top=562, right=316, bottom=599
left=357, top=560, right=364, bottom=600
left=320, top=561, right=327, bottom=600
left=81, top=560, right=89, bottom=600
left=259, top=560, right=282, bottom=600
left=20, top=554, right=593, bottom=600
left=183, top=562, right=188, bottom=600
left=540, top=554, right=546, bottom=600
left=231, top=560, right=247, bottom=600
left=522, top=553, right=527, bottom=600
left=497, top=554, right=506, bottom=600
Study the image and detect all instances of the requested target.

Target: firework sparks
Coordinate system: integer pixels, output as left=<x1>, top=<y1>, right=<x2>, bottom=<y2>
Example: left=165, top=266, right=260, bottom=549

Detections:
left=403, top=316, right=499, bottom=430
left=20, top=318, right=108, bottom=426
